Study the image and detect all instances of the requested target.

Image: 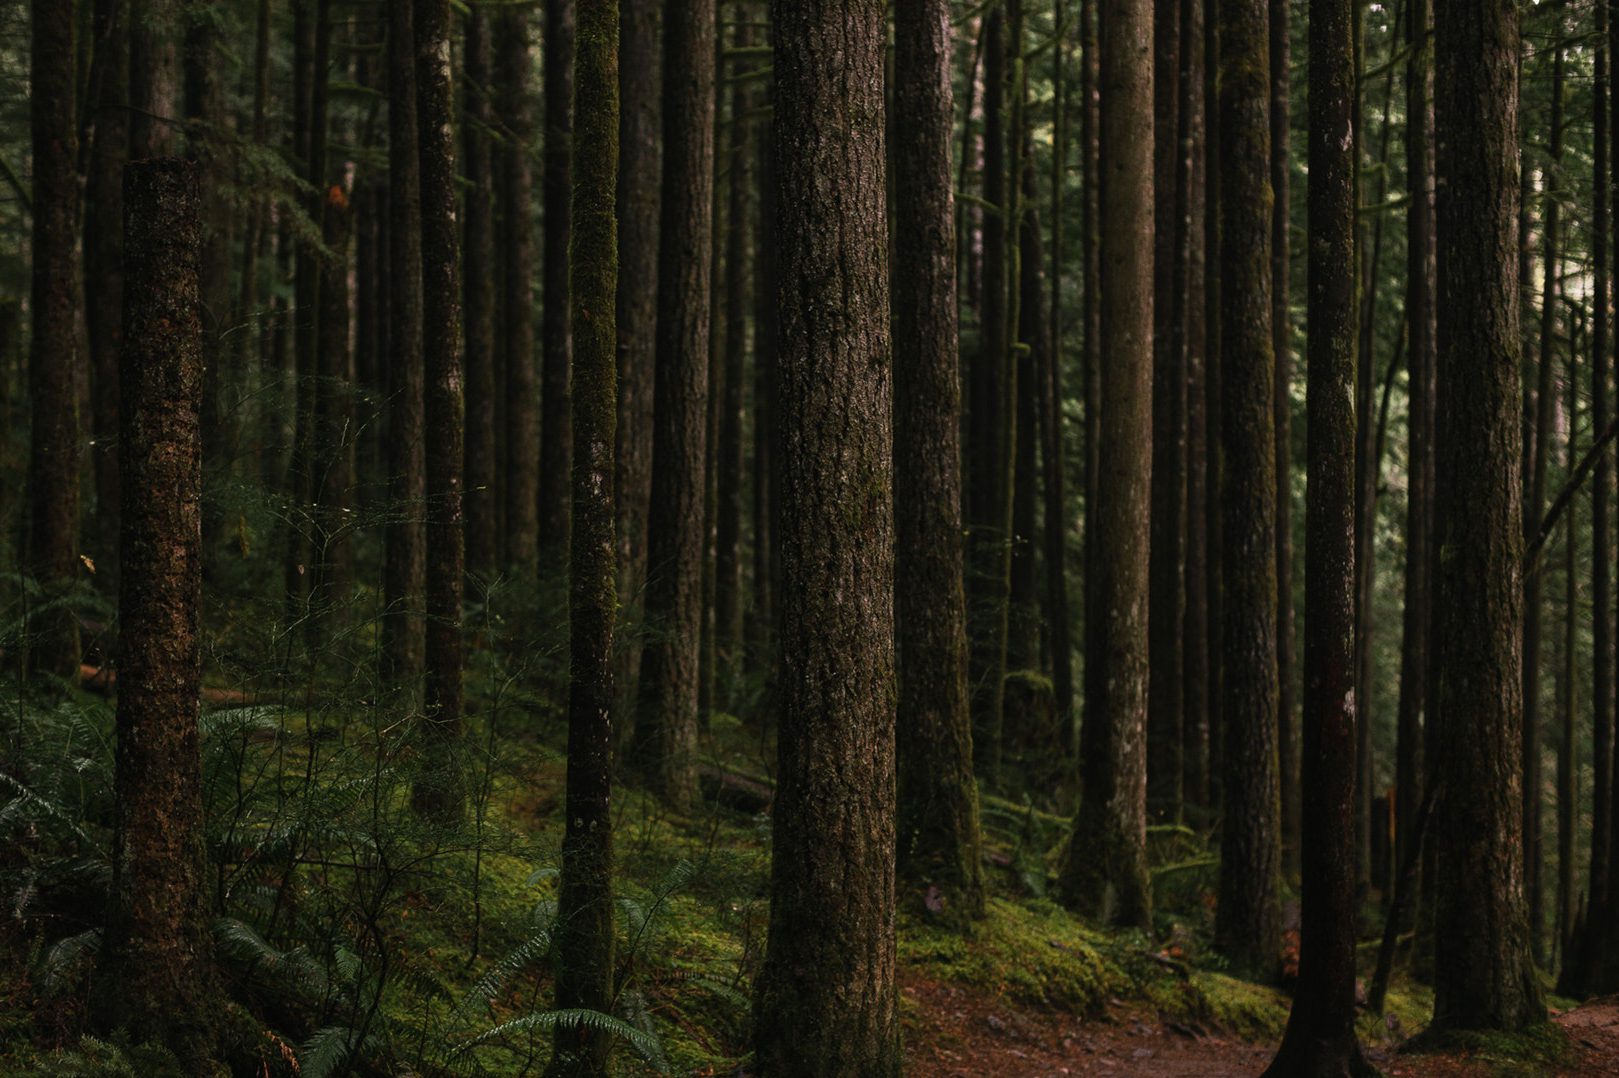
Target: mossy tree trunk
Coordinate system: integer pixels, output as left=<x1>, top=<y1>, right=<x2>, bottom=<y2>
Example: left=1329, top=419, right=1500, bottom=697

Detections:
left=1060, top=0, right=1154, bottom=933
left=753, top=0, right=900, bottom=1071
left=1430, top=0, right=1546, bottom=1032
left=1213, top=0, right=1281, bottom=983
left=893, top=0, right=985, bottom=922
left=1263, top=0, right=1370, bottom=1071
left=548, top=0, right=618, bottom=1071
left=633, top=0, right=714, bottom=809
left=95, top=157, right=222, bottom=1070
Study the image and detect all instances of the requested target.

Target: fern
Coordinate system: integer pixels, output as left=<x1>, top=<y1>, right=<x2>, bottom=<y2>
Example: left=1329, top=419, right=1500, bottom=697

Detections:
left=451, top=1008, right=669, bottom=1074
left=37, top=927, right=101, bottom=995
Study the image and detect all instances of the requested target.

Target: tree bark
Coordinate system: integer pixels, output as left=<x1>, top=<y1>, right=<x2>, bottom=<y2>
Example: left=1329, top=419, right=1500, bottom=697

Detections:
left=1430, top=0, right=1546, bottom=1032
left=86, top=0, right=127, bottom=573
left=753, top=0, right=900, bottom=1071
left=1060, top=0, right=1154, bottom=932
left=540, top=0, right=577, bottom=571
left=1182, top=0, right=1211, bottom=811
left=500, top=12, right=540, bottom=572
left=463, top=9, right=498, bottom=582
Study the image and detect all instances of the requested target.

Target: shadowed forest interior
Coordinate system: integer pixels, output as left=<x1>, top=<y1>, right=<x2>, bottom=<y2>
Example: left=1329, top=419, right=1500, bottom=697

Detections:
left=4, top=0, right=1619, bottom=1074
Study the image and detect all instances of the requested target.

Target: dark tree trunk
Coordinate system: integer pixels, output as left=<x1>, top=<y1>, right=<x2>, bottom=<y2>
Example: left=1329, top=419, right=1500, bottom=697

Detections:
left=1182, top=0, right=1211, bottom=811
left=1204, top=2, right=1226, bottom=815
left=1269, top=0, right=1298, bottom=877
left=540, top=0, right=577, bottom=571
left=1079, top=0, right=1103, bottom=761
left=382, top=0, right=426, bottom=693
left=548, top=0, right=618, bottom=1070
left=613, top=0, right=660, bottom=742
left=128, top=0, right=178, bottom=159
left=1430, top=0, right=1545, bottom=1031
left=753, top=2, right=899, bottom=1069
left=500, top=12, right=540, bottom=571
left=1264, top=0, right=1370, bottom=1067
left=1148, top=0, right=1186, bottom=823
left=1060, top=0, right=1154, bottom=932
left=634, top=0, right=714, bottom=808
left=95, top=157, right=221, bottom=1069
left=1214, top=0, right=1281, bottom=984
left=1008, top=135, right=1042, bottom=677
left=1044, top=0, right=1075, bottom=726
left=463, top=9, right=499, bottom=582
left=891, top=0, right=985, bottom=923
left=412, top=0, right=466, bottom=820
left=28, top=0, right=83, bottom=680
left=311, top=185, right=353, bottom=630
left=86, top=0, right=127, bottom=570
left=1556, top=341, right=1578, bottom=969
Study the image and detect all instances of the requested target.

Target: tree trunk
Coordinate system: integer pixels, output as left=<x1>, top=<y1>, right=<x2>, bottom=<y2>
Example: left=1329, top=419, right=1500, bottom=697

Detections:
left=128, top=0, right=178, bottom=159
left=1182, top=0, right=1211, bottom=810
left=613, top=0, right=660, bottom=746
left=1060, top=0, right=1154, bottom=932
left=1079, top=0, right=1102, bottom=763
left=1045, top=0, right=1077, bottom=729
left=411, top=0, right=467, bottom=821
left=86, top=0, right=127, bottom=573
left=1204, top=1, right=1226, bottom=814
left=95, top=157, right=220, bottom=1069
left=540, top=0, right=576, bottom=571
left=28, top=0, right=83, bottom=680
left=1430, top=0, right=1545, bottom=1031
left=548, top=0, right=618, bottom=1069
left=753, top=1, right=900, bottom=1071
left=463, top=9, right=499, bottom=582
left=634, top=0, right=714, bottom=809
left=892, top=0, right=985, bottom=923
left=311, top=184, right=353, bottom=632
left=1556, top=340, right=1578, bottom=970
left=1264, top=0, right=1369, bottom=1067
left=383, top=0, right=427, bottom=695
left=501, top=13, right=541, bottom=572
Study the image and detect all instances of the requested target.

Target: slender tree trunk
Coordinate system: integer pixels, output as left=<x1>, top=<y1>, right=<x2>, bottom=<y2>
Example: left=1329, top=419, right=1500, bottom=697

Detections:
left=752, top=115, right=780, bottom=695
left=1269, top=0, right=1298, bottom=878
left=1182, top=0, right=1211, bottom=810
left=86, top=0, right=126, bottom=573
left=1060, top=0, right=1154, bottom=932
left=634, top=0, right=714, bottom=808
left=463, top=9, right=498, bottom=582
left=95, top=157, right=220, bottom=1069
left=1264, top=0, right=1369, bottom=1068
left=1556, top=342, right=1579, bottom=970
left=311, top=183, right=353, bottom=631
left=382, top=0, right=427, bottom=695
left=1079, top=0, right=1102, bottom=762
left=128, top=0, right=178, bottom=159
left=1204, top=1, right=1226, bottom=814
left=412, top=0, right=466, bottom=821
left=614, top=0, right=660, bottom=746
left=1045, top=0, right=1076, bottom=728
left=1430, top=0, right=1545, bottom=1032
left=753, top=1, right=900, bottom=1070
left=893, top=0, right=985, bottom=922
left=28, top=0, right=83, bottom=681
left=500, top=13, right=540, bottom=572
left=540, top=0, right=576, bottom=571
left=1148, top=0, right=1186, bottom=823
left=548, top=0, right=618, bottom=1070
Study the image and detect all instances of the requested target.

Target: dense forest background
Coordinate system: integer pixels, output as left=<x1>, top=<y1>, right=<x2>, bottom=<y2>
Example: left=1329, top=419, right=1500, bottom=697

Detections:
left=2, top=0, right=1618, bottom=1074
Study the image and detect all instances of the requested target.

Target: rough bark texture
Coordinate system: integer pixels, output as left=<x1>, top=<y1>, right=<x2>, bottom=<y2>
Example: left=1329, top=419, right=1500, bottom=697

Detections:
left=1060, top=0, right=1154, bottom=932
left=1079, top=0, right=1102, bottom=764
left=27, top=0, right=82, bottom=680
left=128, top=0, right=179, bottom=159
left=1263, top=0, right=1370, bottom=1070
left=540, top=0, right=577, bottom=571
left=753, top=3, right=900, bottom=1070
left=383, top=0, right=427, bottom=694
left=613, top=0, right=661, bottom=741
left=1182, top=0, right=1211, bottom=810
left=1044, top=0, right=1076, bottom=727
left=893, top=0, right=985, bottom=922
left=412, top=0, right=466, bottom=821
left=1204, top=1, right=1226, bottom=815
left=1431, top=0, right=1546, bottom=1031
left=95, top=158, right=221, bottom=1068
left=1214, top=0, right=1281, bottom=984
left=634, top=0, right=714, bottom=809
left=499, top=12, right=540, bottom=571
left=463, top=9, right=498, bottom=582
left=87, top=0, right=128, bottom=568
left=548, top=1, right=618, bottom=1071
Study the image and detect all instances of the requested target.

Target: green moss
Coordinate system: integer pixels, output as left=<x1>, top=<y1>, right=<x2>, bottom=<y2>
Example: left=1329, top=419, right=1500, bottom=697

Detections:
left=1145, top=972, right=1292, bottom=1043
left=1400, top=1021, right=1573, bottom=1076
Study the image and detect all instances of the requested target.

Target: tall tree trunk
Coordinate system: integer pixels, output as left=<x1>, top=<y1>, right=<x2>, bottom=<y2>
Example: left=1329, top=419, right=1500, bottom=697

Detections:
left=1264, top=0, right=1369, bottom=1067
left=382, top=0, right=427, bottom=694
left=501, top=12, right=541, bottom=572
left=614, top=0, right=660, bottom=745
left=1269, top=0, right=1298, bottom=878
left=1182, top=0, right=1211, bottom=810
left=28, top=0, right=83, bottom=680
left=1079, top=0, right=1103, bottom=762
left=1556, top=341, right=1578, bottom=970
left=128, top=0, right=178, bottom=159
left=463, top=9, right=499, bottom=582
left=1060, top=0, right=1154, bottom=931
left=540, top=0, right=577, bottom=570
left=634, top=0, right=714, bottom=808
left=86, top=0, right=127, bottom=573
left=892, top=0, right=985, bottom=922
left=1214, top=0, right=1281, bottom=983
left=1204, top=0, right=1226, bottom=814
left=753, top=1, right=899, bottom=1070
left=1430, top=0, right=1545, bottom=1032
left=549, top=0, right=618, bottom=1069
left=1148, top=0, right=1186, bottom=823
left=411, top=0, right=466, bottom=821
left=311, top=183, right=353, bottom=631
left=1045, top=0, right=1076, bottom=728
left=94, top=157, right=220, bottom=1069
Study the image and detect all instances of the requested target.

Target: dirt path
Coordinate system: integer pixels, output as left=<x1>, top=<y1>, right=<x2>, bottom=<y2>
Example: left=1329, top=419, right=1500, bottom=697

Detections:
left=903, top=977, right=1619, bottom=1076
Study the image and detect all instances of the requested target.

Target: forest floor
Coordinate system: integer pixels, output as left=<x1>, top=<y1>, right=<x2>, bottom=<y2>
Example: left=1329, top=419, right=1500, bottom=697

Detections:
left=904, top=976, right=1619, bottom=1076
